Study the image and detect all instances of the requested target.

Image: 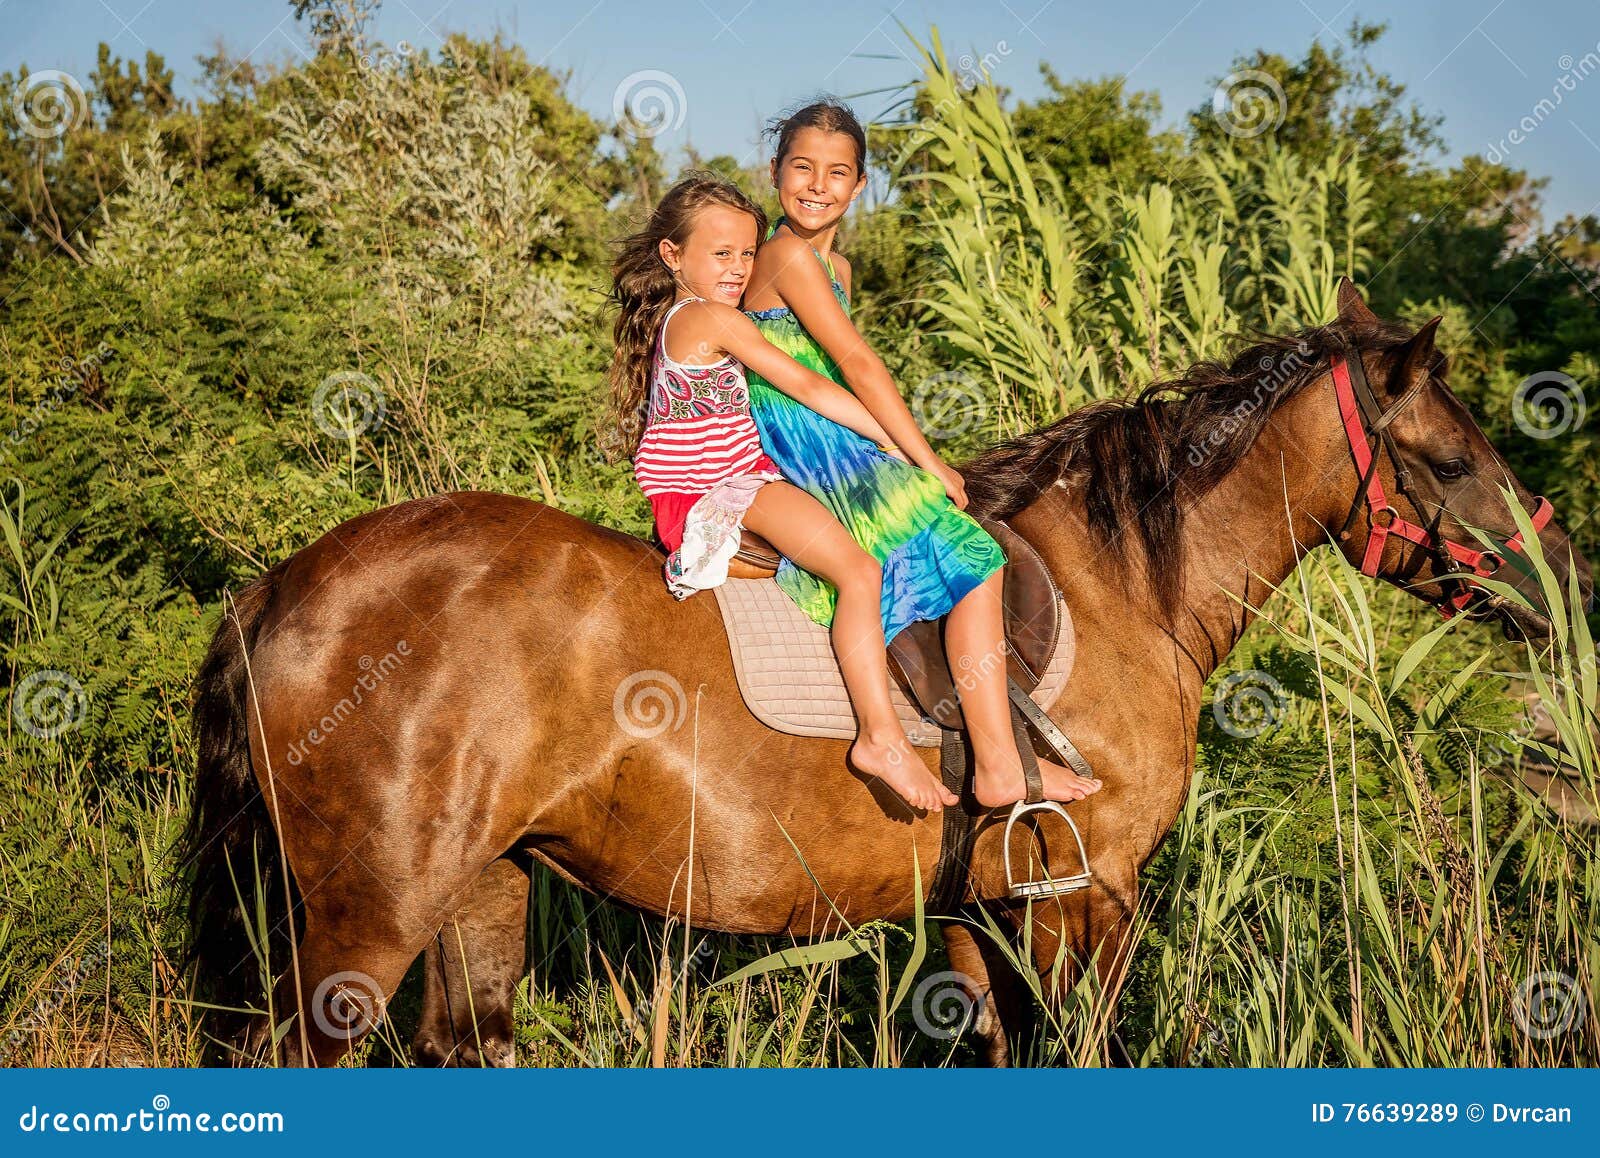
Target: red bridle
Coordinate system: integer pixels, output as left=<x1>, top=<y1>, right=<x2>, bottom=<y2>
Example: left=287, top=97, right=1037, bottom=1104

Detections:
left=1330, top=350, right=1553, bottom=617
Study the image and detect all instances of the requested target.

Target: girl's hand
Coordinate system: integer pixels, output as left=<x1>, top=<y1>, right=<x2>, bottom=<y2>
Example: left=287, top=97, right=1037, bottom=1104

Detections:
left=928, top=460, right=968, bottom=510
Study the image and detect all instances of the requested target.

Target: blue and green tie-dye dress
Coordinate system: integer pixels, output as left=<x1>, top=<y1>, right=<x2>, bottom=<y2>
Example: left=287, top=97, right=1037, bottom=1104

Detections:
left=742, top=222, right=1005, bottom=644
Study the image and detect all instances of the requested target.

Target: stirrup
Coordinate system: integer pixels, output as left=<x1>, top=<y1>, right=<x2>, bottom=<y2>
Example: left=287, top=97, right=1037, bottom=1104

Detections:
left=999, top=681, right=1094, bottom=899
left=1002, top=799, right=1093, bottom=899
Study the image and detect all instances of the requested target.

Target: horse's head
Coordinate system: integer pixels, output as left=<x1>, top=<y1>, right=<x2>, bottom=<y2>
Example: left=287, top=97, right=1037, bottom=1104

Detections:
left=1325, top=278, right=1593, bottom=634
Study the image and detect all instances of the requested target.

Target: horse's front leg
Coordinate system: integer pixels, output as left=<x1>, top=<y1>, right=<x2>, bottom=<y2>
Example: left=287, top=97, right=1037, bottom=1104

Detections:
left=939, top=915, right=1038, bottom=1066
left=1021, top=876, right=1139, bottom=1065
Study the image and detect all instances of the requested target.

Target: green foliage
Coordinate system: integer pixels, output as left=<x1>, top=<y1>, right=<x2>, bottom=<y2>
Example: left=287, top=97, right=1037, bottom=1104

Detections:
left=881, top=31, right=1376, bottom=439
left=1013, top=68, right=1183, bottom=195
left=1, top=4, right=1595, bottom=1066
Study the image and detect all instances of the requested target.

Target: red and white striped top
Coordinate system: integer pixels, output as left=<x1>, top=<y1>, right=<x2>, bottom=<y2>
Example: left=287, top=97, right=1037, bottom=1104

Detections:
left=632, top=297, right=779, bottom=497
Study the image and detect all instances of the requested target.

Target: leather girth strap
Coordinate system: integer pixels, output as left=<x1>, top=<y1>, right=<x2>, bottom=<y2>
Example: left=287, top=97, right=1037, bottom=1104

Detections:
left=932, top=728, right=976, bottom=914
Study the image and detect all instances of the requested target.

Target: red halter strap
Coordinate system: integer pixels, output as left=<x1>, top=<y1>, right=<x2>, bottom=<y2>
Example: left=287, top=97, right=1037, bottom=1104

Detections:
left=1330, top=352, right=1553, bottom=617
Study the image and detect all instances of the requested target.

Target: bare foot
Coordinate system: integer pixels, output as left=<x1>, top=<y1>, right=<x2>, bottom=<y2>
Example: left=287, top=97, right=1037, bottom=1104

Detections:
left=849, top=729, right=958, bottom=812
left=973, top=754, right=1103, bottom=810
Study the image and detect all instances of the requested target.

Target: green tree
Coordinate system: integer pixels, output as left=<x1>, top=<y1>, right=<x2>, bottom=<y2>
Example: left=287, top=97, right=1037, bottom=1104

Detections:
left=1012, top=67, right=1183, bottom=195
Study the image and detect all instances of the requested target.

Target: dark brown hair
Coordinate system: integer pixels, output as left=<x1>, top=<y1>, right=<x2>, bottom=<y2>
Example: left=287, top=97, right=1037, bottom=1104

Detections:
left=765, top=98, right=868, bottom=175
left=963, top=319, right=1439, bottom=618
left=603, top=174, right=769, bottom=460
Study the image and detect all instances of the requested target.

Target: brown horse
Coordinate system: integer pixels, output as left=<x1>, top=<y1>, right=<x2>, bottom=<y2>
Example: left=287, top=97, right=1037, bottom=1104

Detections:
left=178, top=282, right=1590, bottom=1066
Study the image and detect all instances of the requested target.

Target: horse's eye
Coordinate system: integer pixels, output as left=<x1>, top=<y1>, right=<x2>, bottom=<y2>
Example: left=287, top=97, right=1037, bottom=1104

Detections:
left=1432, top=458, right=1469, bottom=481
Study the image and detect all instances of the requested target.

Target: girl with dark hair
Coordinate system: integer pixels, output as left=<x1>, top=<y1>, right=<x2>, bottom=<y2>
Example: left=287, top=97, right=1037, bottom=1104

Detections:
left=742, top=100, right=1102, bottom=807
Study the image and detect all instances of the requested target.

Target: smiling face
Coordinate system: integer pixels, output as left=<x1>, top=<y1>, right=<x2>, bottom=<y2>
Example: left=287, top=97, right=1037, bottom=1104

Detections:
left=770, top=125, right=866, bottom=230
left=658, top=204, right=759, bottom=305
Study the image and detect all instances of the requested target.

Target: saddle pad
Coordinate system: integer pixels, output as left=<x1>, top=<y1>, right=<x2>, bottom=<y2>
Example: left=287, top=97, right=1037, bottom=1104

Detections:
left=713, top=578, right=1075, bottom=748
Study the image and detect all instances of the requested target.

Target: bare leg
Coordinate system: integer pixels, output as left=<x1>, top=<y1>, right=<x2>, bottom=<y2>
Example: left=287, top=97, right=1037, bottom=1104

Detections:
left=744, top=481, right=957, bottom=811
left=943, top=569, right=1102, bottom=808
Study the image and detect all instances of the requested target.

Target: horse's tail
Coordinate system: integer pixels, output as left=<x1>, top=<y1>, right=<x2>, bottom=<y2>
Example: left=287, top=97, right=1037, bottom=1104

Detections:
left=175, top=560, right=296, bottom=1052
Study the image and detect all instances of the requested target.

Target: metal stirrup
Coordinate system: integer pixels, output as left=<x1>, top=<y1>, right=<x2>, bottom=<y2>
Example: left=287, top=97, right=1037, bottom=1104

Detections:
left=1002, top=678, right=1094, bottom=899
left=1003, top=801, right=1093, bottom=899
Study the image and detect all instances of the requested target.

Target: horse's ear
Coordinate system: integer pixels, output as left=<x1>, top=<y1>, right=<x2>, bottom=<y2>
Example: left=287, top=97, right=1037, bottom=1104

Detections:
left=1393, top=315, right=1442, bottom=392
left=1336, top=277, right=1378, bottom=325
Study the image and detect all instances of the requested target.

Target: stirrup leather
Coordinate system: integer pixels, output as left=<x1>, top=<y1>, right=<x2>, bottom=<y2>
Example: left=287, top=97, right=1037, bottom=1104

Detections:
left=1002, top=678, right=1094, bottom=900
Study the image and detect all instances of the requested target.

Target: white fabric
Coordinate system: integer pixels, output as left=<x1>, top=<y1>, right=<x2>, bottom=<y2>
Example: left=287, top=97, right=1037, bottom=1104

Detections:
left=664, top=472, right=781, bottom=598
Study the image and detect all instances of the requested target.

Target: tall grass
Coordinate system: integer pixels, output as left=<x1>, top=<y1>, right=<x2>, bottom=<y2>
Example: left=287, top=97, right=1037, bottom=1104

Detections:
left=2, top=23, right=1591, bottom=1070
left=2, top=530, right=1592, bottom=1065
left=890, top=31, right=1371, bottom=439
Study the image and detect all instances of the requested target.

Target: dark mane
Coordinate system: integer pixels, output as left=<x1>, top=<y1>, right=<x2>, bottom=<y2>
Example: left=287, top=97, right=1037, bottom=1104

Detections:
left=963, top=317, right=1441, bottom=618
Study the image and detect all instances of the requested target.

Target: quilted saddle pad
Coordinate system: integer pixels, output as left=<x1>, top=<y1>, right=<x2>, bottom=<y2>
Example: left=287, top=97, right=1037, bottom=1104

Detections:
left=712, top=578, right=1075, bottom=748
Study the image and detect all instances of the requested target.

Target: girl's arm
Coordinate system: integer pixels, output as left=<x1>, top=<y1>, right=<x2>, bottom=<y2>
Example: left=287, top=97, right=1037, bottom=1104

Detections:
left=685, top=302, right=898, bottom=449
left=760, top=236, right=967, bottom=506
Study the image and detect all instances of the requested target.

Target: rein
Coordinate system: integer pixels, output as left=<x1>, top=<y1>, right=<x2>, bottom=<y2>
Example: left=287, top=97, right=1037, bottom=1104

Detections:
left=1330, top=344, right=1552, bottom=617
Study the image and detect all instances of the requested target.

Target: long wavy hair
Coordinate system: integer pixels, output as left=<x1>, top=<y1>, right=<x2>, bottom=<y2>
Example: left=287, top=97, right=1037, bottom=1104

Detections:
left=963, top=318, right=1432, bottom=618
left=602, top=174, right=769, bottom=460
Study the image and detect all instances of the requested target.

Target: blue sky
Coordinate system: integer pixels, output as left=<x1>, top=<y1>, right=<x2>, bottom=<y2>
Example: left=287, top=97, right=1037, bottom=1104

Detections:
left=8, top=0, right=1600, bottom=225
